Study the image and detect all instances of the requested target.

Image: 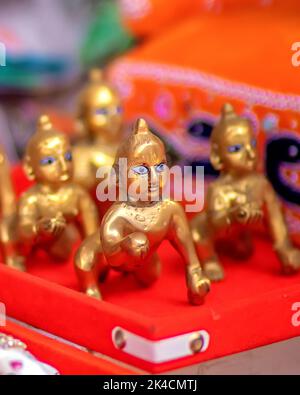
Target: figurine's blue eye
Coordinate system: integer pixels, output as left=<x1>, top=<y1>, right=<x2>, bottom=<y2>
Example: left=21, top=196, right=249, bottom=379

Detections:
left=40, top=156, right=56, bottom=166
left=156, top=163, right=166, bottom=173
left=116, top=105, right=123, bottom=114
left=132, top=165, right=149, bottom=175
left=251, top=138, right=257, bottom=148
left=64, top=151, right=72, bottom=161
left=228, top=144, right=243, bottom=153
left=95, top=108, right=108, bottom=116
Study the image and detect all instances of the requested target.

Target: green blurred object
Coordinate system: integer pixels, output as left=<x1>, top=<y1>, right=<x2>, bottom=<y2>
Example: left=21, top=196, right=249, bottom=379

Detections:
left=81, top=0, right=134, bottom=67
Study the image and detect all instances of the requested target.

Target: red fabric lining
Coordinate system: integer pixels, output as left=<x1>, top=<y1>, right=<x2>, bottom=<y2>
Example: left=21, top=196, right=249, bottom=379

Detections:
left=0, top=166, right=300, bottom=373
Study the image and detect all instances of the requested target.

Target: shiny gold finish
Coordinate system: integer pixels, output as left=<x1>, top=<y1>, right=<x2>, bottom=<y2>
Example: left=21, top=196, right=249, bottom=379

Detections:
left=73, top=69, right=124, bottom=190
left=75, top=118, right=210, bottom=304
left=18, top=115, right=99, bottom=266
left=0, top=146, right=25, bottom=270
left=191, top=103, right=300, bottom=281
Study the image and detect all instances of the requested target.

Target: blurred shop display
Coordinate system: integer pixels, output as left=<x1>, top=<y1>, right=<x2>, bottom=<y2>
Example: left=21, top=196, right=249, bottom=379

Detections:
left=0, top=0, right=89, bottom=93
left=81, top=0, right=134, bottom=67
left=0, top=0, right=134, bottom=161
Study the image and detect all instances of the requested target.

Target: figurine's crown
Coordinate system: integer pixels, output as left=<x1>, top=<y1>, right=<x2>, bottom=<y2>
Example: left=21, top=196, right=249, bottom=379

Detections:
left=37, top=114, right=53, bottom=132
left=134, top=118, right=150, bottom=135
left=89, top=68, right=103, bottom=84
left=221, top=103, right=237, bottom=121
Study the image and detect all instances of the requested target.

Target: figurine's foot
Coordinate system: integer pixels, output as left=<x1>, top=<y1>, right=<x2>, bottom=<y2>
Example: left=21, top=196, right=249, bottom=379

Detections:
left=6, top=256, right=26, bottom=272
left=86, top=285, right=102, bottom=300
left=204, top=259, right=224, bottom=282
left=187, top=277, right=210, bottom=305
left=186, top=266, right=210, bottom=305
left=279, top=248, right=300, bottom=275
left=134, top=254, right=161, bottom=287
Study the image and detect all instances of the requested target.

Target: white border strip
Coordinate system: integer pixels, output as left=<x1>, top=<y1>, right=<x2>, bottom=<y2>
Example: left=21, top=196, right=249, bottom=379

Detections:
left=112, top=326, right=210, bottom=364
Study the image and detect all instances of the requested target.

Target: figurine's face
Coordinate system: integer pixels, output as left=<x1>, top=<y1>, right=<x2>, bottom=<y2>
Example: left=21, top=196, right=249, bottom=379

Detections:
left=218, top=123, right=257, bottom=174
left=28, top=134, right=73, bottom=185
left=126, top=141, right=168, bottom=202
left=84, top=87, right=123, bottom=144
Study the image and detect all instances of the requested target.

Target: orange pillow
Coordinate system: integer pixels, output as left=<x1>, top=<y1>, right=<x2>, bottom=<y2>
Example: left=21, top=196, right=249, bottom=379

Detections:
left=109, top=5, right=300, bottom=239
left=119, top=0, right=289, bottom=38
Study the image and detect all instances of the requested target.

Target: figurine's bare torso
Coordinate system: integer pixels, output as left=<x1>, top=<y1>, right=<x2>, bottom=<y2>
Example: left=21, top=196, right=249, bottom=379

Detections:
left=101, top=200, right=179, bottom=270
left=19, top=183, right=84, bottom=223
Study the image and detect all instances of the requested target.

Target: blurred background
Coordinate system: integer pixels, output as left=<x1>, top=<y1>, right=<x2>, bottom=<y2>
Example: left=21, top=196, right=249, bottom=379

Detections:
left=0, top=0, right=300, bottom=235
left=0, top=0, right=133, bottom=161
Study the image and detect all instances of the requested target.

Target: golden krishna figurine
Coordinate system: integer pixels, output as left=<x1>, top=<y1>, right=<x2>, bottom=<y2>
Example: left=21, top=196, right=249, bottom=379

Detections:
left=17, top=115, right=99, bottom=266
left=75, top=118, right=210, bottom=304
left=72, top=69, right=124, bottom=191
left=191, top=103, right=300, bottom=281
left=0, top=146, right=24, bottom=270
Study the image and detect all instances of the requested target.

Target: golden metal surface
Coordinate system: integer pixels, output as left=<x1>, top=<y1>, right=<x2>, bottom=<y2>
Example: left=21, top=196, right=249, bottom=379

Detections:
left=73, top=69, right=124, bottom=190
left=75, top=118, right=210, bottom=304
left=191, top=103, right=300, bottom=281
left=0, top=146, right=24, bottom=270
left=18, top=114, right=99, bottom=268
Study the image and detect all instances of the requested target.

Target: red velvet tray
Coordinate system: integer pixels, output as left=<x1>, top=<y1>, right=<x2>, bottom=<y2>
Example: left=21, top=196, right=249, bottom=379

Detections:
left=0, top=167, right=300, bottom=373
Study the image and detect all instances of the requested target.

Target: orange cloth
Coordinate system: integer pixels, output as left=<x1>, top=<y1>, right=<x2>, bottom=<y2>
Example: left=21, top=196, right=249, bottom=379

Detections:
left=119, top=0, right=297, bottom=38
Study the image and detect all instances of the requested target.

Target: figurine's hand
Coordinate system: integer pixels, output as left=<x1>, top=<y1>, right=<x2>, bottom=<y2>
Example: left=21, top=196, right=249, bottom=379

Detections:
left=186, top=265, right=210, bottom=305
left=278, top=247, right=300, bottom=274
left=232, top=202, right=263, bottom=225
left=122, top=233, right=149, bottom=259
left=36, top=215, right=66, bottom=237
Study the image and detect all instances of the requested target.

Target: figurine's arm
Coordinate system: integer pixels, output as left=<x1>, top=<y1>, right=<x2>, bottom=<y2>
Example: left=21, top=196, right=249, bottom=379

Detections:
left=206, top=185, right=232, bottom=230
left=168, top=201, right=210, bottom=304
left=0, top=147, right=16, bottom=217
left=207, top=184, right=261, bottom=230
left=17, top=193, right=38, bottom=244
left=263, top=178, right=292, bottom=251
left=76, top=186, right=99, bottom=236
left=168, top=201, right=202, bottom=269
left=101, top=208, right=149, bottom=266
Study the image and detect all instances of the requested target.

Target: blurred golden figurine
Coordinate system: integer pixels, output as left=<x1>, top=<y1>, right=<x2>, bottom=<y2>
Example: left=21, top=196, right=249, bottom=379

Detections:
left=0, top=146, right=24, bottom=270
left=75, top=118, right=210, bottom=304
left=72, top=69, right=124, bottom=190
left=17, top=115, right=99, bottom=266
left=191, top=103, right=300, bottom=281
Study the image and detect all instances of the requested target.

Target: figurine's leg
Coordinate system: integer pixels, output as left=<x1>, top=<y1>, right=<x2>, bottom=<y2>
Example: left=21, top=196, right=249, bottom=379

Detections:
left=191, top=213, right=224, bottom=282
left=0, top=216, right=25, bottom=271
left=133, top=253, right=161, bottom=287
left=49, top=224, right=80, bottom=261
left=74, top=230, right=107, bottom=299
left=263, top=180, right=300, bottom=273
left=186, top=265, right=211, bottom=306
